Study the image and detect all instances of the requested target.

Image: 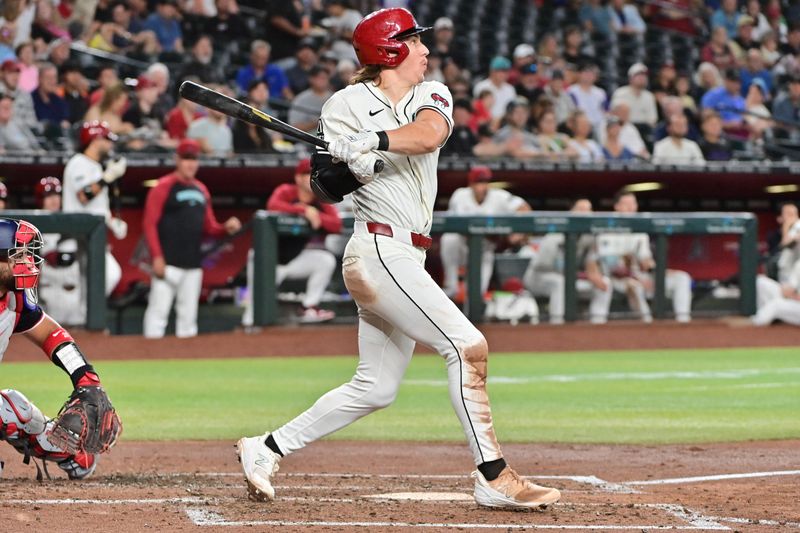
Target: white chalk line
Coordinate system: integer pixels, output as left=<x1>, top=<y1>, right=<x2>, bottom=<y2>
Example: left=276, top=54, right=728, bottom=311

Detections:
left=626, top=469, right=800, bottom=485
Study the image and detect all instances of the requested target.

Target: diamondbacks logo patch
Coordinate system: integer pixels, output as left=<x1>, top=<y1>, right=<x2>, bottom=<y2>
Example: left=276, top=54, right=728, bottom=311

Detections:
left=431, top=93, right=450, bottom=109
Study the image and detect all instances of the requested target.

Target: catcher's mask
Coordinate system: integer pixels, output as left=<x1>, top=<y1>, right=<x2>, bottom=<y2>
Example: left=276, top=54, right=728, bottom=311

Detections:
left=0, top=219, right=44, bottom=293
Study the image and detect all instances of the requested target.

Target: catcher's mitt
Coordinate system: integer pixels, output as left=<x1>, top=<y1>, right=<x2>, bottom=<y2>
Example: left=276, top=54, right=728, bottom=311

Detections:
left=47, top=386, right=122, bottom=455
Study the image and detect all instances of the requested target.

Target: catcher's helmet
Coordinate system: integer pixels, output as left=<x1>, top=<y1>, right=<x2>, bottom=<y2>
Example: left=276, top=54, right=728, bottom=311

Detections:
left=0, top=218, right=44, bottom=291
left=79, top=120, right=117, bottom=148
left=35, top=176, right=62, bottom=207
left=352, top=8, right=431, bottom=68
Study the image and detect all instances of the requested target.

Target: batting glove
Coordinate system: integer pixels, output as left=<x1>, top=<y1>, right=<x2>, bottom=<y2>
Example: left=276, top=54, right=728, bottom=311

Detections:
left=102, top=157, right=127, bottom=184
left=329, top=132, right=379, bottom=163
left=348, top=152, right=381, bottom=184
left=107, top=217, right=128, bottom=240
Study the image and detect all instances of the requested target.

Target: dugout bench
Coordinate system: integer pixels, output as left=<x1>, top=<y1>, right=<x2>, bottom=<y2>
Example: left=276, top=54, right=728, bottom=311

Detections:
left=250, top=211, right=758, bottom=326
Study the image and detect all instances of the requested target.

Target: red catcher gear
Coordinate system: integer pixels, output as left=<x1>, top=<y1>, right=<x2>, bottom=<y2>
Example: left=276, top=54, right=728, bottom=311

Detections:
left=35, top=176, right=62, bottom=207
left=0, top=219, right=44, bottom=290
left=79, top=120, right=118, bottom=148
left=352, top=8, right=431, bottom=68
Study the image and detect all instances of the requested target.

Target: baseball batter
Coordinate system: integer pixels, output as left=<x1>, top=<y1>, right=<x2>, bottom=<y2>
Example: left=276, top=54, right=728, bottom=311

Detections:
left=0, top=218, right=120, bottom=479
left=237, top=8, right=560, bottom=510
left=61, top=120, right=128, bottom=301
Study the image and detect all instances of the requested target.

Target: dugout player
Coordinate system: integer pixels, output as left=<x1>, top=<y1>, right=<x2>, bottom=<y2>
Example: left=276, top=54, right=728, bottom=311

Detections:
left=61, top=120, right=128, bottom=299
left=241, top=158, right=341, bottom=327
left=237, top=7, right=561, bottom=510
left=0, top=218, right=119, bottom=479
left=142, top=139, right=241, bottom=338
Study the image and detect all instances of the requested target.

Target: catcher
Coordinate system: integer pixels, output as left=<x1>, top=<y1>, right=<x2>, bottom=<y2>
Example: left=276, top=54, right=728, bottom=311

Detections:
left=0, top=218, right=121, bottom=480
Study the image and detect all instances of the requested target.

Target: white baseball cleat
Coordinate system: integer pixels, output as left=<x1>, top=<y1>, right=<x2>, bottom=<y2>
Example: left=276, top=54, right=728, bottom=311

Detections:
left=236, top=435, right=281, bottom=501
left=472, top=466, right=561, bottom=510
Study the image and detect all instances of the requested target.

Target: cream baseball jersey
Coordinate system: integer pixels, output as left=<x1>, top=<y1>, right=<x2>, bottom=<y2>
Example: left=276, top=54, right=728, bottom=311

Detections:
left=62, top=153, right=110, bottom=216
left=447, top=187, right=525, bottom=215
left=595, top=233, right=652, bottom=272
left=319, top=80, right=453, bottom=235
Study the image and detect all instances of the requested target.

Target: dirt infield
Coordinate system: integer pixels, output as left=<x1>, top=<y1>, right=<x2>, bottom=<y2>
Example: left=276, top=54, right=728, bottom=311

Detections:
left=1, top=440, right=798, bottom=531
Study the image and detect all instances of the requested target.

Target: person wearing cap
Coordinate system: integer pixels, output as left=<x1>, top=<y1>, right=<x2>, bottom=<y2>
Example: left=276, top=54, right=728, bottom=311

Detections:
left=289, top=65, right=333, bottom=134
left=611, top=62, right=658, bottom=128
left=700, top=67, right=746, bottom=126
left=440, top=166, right=531, bottom=299
left=711, top=0, right=741, bottom=39
left=241, top=158, right=341, bottom=327
left=0, top=90, right=41, bottom=152
left=285, top=37, right=321, bottom=95
left=473, top=56, right=518, bottom=120
left=235, top=40, right=291, bottom=100
left=732, top=15, right=760, bottom=59
left=430, top=16, right=465, bottom=67
left=772, top=74, right=800, bottom=141
left=567, top=63, right=608, bottom=131
left=508, top=43, right=535, bottom=86
left=58, top=61, right=89, bottom=125
left=0, top=59, right=38, bottom=132
left=543, top=69, right=577, bottom=125
left=514, top=63, right=543, bottom=106
left=142, top=138, right=241, bottom=338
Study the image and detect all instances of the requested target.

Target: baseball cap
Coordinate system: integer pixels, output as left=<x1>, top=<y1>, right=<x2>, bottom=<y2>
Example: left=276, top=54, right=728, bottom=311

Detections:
left=490, top=56, right=512, bottom=71
left=295, top=158, right=311, bottom=175
left=627, top=62, right=648, bottom=78
left=1, top=59, right=21, bottom=72
left=176, top=138, right=201, bottom=159
left=135, top=75, right=156, bottom=90
left=434, top=17, right=454, bottom=31
left=750, top=77, right=768, bottom=94
left=468, top=165, right=492, bottom=183
left=513, top=43, right=535, bottom=59
left=297, top=37, right=319, bottom=51
left=551, top=69, right=565, bottom=80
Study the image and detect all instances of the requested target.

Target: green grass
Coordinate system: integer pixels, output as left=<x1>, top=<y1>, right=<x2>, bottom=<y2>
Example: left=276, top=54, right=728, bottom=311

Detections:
left=2, top=347, right=799, bottom=444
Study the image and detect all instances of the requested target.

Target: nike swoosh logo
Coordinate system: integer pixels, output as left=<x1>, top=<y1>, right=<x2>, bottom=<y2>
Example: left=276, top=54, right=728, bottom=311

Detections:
left=369, top=109, right=384, bottom=117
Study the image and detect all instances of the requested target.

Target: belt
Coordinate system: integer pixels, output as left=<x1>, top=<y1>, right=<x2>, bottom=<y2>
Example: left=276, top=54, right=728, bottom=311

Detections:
left=354, top=221, right=433, bottom=250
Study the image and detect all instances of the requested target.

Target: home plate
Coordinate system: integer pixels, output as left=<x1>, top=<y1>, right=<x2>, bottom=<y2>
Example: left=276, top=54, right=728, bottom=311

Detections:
left=364, top=492, right=475, bottom=502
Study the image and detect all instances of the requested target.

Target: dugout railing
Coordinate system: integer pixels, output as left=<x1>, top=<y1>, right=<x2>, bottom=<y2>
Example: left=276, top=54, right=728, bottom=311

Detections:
left=250, top=211, right=758, bottom=326
left=2, top=211, right=107, bottom=330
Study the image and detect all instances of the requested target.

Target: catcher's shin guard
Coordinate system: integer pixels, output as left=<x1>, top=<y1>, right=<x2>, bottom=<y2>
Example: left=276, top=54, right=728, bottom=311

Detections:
left=0, top=389, right=96, bottom=480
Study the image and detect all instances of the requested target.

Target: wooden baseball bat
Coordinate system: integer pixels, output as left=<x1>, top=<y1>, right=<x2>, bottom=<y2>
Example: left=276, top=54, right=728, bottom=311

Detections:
left=179, top=81, right=384, bottom=173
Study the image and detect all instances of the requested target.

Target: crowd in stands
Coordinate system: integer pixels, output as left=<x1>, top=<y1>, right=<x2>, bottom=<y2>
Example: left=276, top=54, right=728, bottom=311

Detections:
left=0, top=1, right=799, bottom=163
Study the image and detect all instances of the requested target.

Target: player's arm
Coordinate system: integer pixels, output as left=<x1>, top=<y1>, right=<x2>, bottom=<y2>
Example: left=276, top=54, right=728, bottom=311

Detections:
left=267, top=184, right=307, bottom=215
left=381, top=109, right=450, bottom=155
left=74, top=159, right=127, bottom=205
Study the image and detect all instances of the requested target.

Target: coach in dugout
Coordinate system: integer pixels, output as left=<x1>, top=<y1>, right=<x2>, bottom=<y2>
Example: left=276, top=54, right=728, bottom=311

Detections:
left=142, top=138, right=241, bottom=338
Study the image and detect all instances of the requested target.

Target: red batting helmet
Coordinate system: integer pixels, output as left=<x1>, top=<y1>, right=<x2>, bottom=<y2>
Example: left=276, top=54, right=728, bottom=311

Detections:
left=352, top=8, right=431, bottom=68
left=79, top=120, right=118, bottom=148
left=35, top=176, right=62, bottom=207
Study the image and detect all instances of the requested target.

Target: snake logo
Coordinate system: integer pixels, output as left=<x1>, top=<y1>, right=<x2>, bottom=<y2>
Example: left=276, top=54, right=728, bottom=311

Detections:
left=431, top=93, right=450, bottom=109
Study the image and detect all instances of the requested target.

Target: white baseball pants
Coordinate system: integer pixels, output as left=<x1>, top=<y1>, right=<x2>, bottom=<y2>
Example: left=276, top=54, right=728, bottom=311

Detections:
left=272, top=232, right=504, bottom=466
left=522, top=269, right=613, bottom=324
left=753, top=275, right=800, bottom=326
left=439, top=233, right=495, bottom=297
left=143, top=266, right=203, bottom=338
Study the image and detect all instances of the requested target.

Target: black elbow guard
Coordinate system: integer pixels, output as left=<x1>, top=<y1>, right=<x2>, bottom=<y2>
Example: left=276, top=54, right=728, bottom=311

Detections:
left=310, top=152, right=364, bottom=204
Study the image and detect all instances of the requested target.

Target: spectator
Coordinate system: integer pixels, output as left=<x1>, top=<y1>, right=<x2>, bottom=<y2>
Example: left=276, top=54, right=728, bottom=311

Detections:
left=535, top=108, right=578, bottom=161
left=597, top=102, right=649, bottom=158
left=470, top=88, right=495, bottom=132
left=84, top=82, right=134, bottom=137
left=88, top=65, right=119, bottom=107
left=773, top=74, right=800, bottom=140
left=440, top=166, right=530, bottom=299
left=608, top=0, right=646, bottom=35
left=508, top=43, right=535, bottom=86
left=567, top=63, right=607, bottom=131
left=58, top=61, right=89, bottom=125
left=732, top=15, right=760, bottom=61
left=107, top=1, right=160, bottom=56
left=747, top=0, right=773, bottom=42
left=204, top=0, right=247, bottom=44
left=232, top=79, right=275, bottom=154
left=241, top=158, right=341, bottom=326
left=46, top=37, right=71, bottom=68
left=441, top=98, right=478, bottom=157
left=333, top=58, right=356, bottom=92
left=235, top=40, right=291, bottom=100
left=14, top=40, right=36, bottom=92
left=430, top=16, right=465, bottom=68
left=693, top=61, right=723, bottom=102
left=187, top=86, right=234, bottom=156
left=711, top=0, right=740, bottom=39
left=780, top=23, right=800, bottom=56
left=701, top=26, right=738, bottom=72
left=144, top=0, right=184, bottom=54
left=611, top=63, right=658, bottom=128
left=288, top=65, right=332, bottom=134
left=651, top=60, right=678, bottom=104
left=562, top=26, right=594, bottom=69
left=536, top=32, right=560, bottom=67
left=568, top=110, right=604, bottom=162
left=590, top=191, right=693, bottom=323
left=701, top=68, right=746, bottom=127
left=542, top=69, right=576, bottom=126
left=514, top=63, right=543, bottom=106
left=579, top=0, right=612, bottom=37
left=473, top=56, right=517, bottom=121
left=322, top=0, right=362, bottom=63
left=177, top=34, right=225, bottom=86
left=0, top=59, right=38, bottom=132
left=166, top=96, right=202, bottom=140
left=0, top=22, right=16, bottom=63
left=146, top=62, right=174, bottom=117
left=698, top=109, right=734, bottom=161
left=652, top=113, right=705, bottom=165
left=122, top=76, right=175, bottom=151
left=284, top=37, right=319, bottom=95
left=654, top=96, right=699, bottom=142
left=491, top=96, right=541, bottom=159
left=265, top=0, right=307, bottom=62
left=740, top=49, right=773, bottom=97
left=142, top=138, right=241, bottom=338
left=601, top=115, right=636, bottom=161
left=424, top=51, right=445, bottom=83
left=674, top=73, right=698, bottom=119
left=32, top=62, right=68, bottom=129
left=61, top=121, right=127, bottom=298
left=523, top=198, right=612, bottom=324
left=760, top=30, right=781, bottom=67
left=0, top=90, right=40, bottom=152
left=744, top=77, right=772, bottom=139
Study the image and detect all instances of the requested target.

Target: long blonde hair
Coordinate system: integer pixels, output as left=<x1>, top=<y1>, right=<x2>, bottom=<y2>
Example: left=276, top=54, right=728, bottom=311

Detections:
left=350, top=65, right=383, bottom=85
